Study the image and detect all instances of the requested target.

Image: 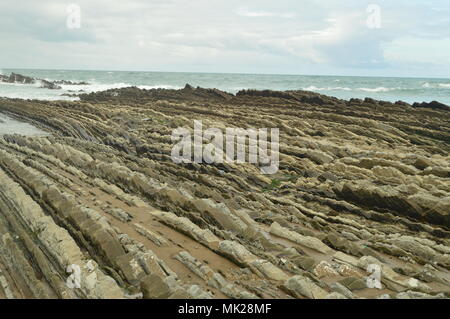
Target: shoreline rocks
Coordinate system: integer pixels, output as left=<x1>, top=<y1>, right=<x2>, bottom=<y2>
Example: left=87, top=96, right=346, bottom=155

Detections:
left=0, top=85, right=449, bottom=299
left=0, top=72, right=91, bottom=90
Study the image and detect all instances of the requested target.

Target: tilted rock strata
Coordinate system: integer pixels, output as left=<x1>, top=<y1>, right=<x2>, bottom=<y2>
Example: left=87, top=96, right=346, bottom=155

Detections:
left=0, top=86, right=449, bottom=299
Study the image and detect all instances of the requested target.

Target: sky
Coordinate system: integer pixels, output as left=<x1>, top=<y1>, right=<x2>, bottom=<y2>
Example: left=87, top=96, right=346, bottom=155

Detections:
left=1, top=0, right=449, bottom=78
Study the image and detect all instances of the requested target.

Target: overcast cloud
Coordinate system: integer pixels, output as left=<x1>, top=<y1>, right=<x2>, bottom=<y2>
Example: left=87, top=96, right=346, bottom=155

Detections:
left=1, top=0, right=449, bottom=77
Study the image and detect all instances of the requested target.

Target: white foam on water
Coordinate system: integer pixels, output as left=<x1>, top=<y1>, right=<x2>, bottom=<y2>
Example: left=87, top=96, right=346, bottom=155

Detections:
left=0, top=82, right=38, bottom=88
left=358, top=87, right=393, bottom=93
left=60, top=82, right=131, bottom=92
left=303, top=85, right=353, bottom=91
left=304, top=86, right=400, bottom=93
left=0, top=80, right=182, bottom=101
left=60, top=82, right=181, bottom=93
left=0, top=82, right=76, bottom=101
left=303, top=85, right=405, bottom=94
left=303, top=85, right=321, bottom=91
left=421, top=82, right=450, bottom=89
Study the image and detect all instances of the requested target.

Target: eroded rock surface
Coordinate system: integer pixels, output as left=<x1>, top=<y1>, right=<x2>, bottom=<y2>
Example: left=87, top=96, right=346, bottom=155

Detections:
left=0, top=86, right=448, bottom=299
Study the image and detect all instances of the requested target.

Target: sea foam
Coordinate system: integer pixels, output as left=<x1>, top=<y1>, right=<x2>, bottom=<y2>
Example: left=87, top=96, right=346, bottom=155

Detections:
left=358, top=87, right=393, bottom=93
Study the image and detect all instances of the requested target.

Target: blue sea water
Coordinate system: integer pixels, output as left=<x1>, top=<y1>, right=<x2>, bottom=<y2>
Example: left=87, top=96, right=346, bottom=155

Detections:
left=1, top=68, right=449, bottom=105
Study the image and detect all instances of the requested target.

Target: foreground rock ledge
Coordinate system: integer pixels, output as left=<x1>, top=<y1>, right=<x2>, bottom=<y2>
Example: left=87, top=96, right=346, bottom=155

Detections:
left=0, top=86, right=449, bottom=299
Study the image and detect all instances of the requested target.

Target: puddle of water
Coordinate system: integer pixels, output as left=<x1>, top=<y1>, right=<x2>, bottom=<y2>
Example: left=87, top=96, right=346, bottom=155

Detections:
left=0, top=113, right=49, bottom=136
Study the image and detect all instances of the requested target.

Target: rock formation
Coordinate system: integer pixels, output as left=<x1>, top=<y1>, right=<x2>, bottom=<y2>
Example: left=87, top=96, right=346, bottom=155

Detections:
left=0, top=86, right=448, bottom=299
left=0, top=72, right=90, bottom=90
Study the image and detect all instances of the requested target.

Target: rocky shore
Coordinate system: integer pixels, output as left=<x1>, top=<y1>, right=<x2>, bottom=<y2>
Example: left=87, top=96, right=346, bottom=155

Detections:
left=0, top=72, right=89, bottom=90
left=0, top=85, right=449, bottom=299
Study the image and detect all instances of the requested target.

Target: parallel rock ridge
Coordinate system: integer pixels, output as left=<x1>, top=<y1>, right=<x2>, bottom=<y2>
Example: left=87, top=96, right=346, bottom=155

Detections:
left=0, top=85, right=449, bottom=300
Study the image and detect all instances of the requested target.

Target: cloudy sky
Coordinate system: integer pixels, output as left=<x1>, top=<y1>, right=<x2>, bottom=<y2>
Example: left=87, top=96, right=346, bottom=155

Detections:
left=1, top=0, right=449, bottom=77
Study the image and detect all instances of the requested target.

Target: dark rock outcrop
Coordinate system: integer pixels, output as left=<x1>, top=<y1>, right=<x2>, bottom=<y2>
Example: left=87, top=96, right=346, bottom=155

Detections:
left=0, top=73, right=61, bottom=89
left=412, top=101, right=449, bottom=111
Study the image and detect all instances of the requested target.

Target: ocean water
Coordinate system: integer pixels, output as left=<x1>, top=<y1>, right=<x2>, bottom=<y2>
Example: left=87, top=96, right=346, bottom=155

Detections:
left=0, top=113, right=49, bottom=136
left=1, top=68, right=449, bottom=105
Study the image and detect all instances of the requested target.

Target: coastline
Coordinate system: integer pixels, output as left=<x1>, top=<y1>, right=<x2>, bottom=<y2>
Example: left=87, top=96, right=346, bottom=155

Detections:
left=2, top=70, right=450, bottom=105
left=0, top=85, right=449, bottom=299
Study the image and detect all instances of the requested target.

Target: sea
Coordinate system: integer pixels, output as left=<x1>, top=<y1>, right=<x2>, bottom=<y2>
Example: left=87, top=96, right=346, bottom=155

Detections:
left=1, top=68, right=450, bottom=105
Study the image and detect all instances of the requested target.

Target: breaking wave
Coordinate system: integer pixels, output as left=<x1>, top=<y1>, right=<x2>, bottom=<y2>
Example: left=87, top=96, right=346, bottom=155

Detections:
left=358, top=87, right=394, bottom=93
left=422, top=82, right=450, bottom=89
left=303, top=85, right=352, bottom=91
left=60, top=82, right=181, bottom=93
left=303, top=85, right=396, bottom=93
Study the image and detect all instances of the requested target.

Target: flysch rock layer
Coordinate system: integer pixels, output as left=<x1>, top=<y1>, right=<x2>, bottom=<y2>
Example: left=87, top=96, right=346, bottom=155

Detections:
left=0, top=85, right=449, bottom=299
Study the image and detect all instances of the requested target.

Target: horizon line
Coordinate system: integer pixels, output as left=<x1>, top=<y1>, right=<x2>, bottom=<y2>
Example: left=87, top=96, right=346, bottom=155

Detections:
left=2, top=67, right=450, bottom=81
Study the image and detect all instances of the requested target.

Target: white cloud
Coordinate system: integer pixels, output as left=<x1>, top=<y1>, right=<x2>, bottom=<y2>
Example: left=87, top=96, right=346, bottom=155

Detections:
left=383, top=37, right=450, bottom=64
left=237, top=8, right=295, bottom=19
left=0, top=0, right=449, bottom=77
